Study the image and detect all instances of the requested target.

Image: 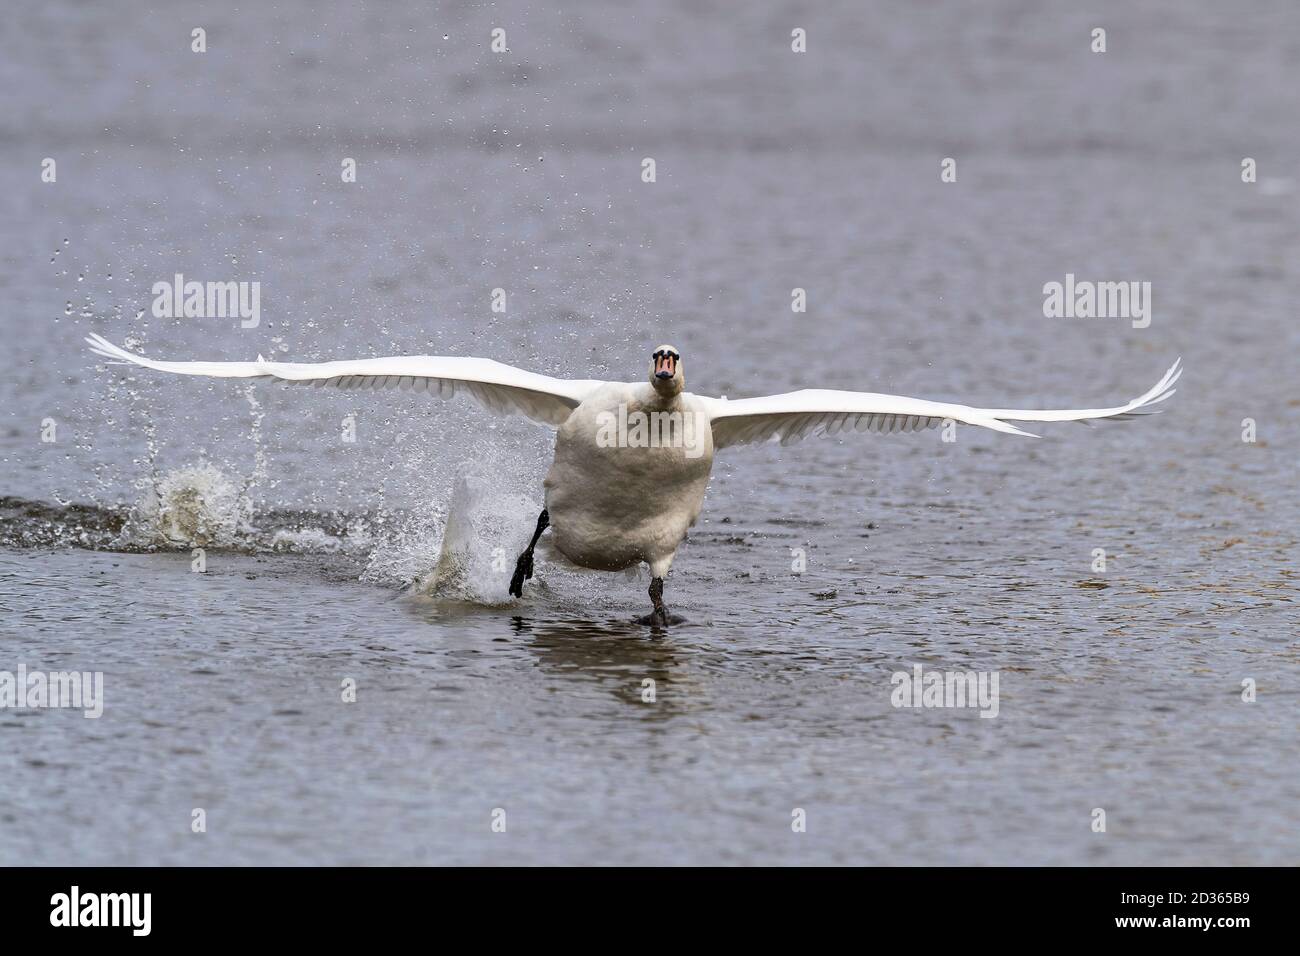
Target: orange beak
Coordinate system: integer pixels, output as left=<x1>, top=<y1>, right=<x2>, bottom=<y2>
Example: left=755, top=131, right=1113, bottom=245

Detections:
left=655, top=354, right=676, bottom=379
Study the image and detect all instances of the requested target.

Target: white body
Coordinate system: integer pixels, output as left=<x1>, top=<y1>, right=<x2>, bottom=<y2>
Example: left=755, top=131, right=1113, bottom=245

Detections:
left=545, top=384, right=714, bottom=578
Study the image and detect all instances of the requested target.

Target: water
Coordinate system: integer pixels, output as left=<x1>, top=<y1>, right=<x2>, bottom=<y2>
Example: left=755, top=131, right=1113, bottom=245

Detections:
left=1, top=0, right=1297, bottom=865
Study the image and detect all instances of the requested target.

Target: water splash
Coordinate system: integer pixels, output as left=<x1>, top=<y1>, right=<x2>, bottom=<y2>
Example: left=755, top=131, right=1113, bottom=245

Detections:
left=239, top=382, right=269, bottom=513
left=363, top=467, right=537, bottom=603
left=8, top=450, right=567, bottom=606
left=122, top=462, right=252, bottom=548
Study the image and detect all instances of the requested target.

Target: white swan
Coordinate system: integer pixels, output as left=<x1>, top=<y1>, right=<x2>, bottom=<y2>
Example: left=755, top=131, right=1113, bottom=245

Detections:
left=85, top=333, right=1181, bottom=624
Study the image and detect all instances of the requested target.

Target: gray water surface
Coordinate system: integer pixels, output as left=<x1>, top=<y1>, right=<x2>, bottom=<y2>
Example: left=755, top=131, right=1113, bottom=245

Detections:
left=1, top=1, right=1297, bottom=865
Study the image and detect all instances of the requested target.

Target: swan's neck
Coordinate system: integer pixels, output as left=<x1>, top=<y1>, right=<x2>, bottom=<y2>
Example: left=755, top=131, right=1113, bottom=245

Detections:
left=643, top=383, right=684, bottom=410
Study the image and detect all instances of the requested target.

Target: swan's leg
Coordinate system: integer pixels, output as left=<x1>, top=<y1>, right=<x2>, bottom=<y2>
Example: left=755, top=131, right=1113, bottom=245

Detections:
left=509, top=509, right=549, bottom=598
left=638, top=554, right=678, bottom=626
left=648, top=576, right=668, bottom=626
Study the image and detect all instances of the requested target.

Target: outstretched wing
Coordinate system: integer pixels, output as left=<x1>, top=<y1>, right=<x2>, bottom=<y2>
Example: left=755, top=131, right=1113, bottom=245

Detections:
left=705, top=359, right=1181, bottom=448
left=85, top=333, right=603, bottom=427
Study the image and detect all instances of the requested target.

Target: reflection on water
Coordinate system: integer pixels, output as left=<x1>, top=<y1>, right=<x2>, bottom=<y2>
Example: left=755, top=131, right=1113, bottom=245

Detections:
left=516, top=617, right=691, bottom=714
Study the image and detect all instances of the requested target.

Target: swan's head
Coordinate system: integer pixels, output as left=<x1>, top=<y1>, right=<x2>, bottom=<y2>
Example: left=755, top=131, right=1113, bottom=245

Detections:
left=649, top=344, right=683, bottom=396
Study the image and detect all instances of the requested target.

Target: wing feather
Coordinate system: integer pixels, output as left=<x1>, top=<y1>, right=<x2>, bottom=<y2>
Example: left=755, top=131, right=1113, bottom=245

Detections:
left=85, top=333, right=602, bottom=427
left=706, top=359, right=1181, bottom=448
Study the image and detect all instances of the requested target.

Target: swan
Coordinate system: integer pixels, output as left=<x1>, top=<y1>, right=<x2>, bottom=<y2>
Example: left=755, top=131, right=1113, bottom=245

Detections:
left=85, top=333, right=1181, bottom=624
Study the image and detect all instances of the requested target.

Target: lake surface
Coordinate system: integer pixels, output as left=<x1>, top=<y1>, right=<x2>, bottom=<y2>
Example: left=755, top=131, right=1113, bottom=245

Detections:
left=1, top=0, right=1296, bottom=865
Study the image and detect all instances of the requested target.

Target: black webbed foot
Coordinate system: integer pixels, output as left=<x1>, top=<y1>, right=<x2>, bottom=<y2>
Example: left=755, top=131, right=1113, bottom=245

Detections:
left=508, top=550, right=533, bottom=598
left=509, top=509, right=549, bottom=599
left=638, top=576, right=682, bottom=626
